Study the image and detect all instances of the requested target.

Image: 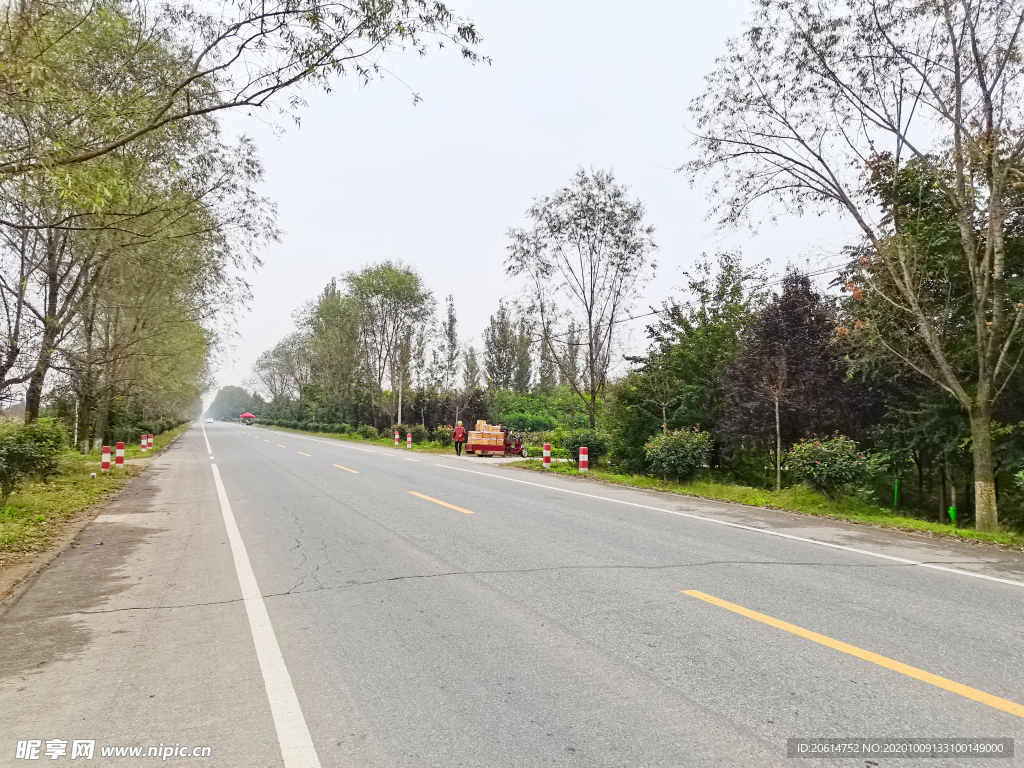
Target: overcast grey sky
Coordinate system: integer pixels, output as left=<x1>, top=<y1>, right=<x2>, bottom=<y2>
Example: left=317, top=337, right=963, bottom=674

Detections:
left=212, top=0, right=859, bottom=397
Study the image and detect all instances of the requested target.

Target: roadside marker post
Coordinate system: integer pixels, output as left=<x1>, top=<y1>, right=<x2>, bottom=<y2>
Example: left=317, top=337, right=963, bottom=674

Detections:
left=141, top=435, right=147, bottom=452
left=115, top=442, right=125, bottom=468
left=407, top=432, right=412, bottom=449
left=148, top=433, right=153, bottom=449
left=579, top=446, right=588, bottom=473
left=101, top=446, right=111, bottom=471
left=394, top=430, right=399, bottom=447
left=543, top=443, right=551, bottom=469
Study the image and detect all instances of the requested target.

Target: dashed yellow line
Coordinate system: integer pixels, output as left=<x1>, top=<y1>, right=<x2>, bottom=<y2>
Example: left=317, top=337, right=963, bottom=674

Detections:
left=682, top=590, right=1024, bottom=720
left=334, top=464, right=359, bottom=474
left=297, top=452, right=311, bottom=457
left=408, top=491, right=473, bottom=514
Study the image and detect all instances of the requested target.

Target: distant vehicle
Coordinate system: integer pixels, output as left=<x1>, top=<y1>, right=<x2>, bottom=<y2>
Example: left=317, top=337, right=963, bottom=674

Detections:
left=206, top=418, right=213, bottom=423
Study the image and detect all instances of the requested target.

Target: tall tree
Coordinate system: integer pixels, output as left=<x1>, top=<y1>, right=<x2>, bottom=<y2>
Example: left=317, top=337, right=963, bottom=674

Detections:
left=686, top=0, right=1024, bottom=528
left=507, top=168, right=656, bottom=427
left=727, top=271, right=844, bottom=491
left=482, top=300, right=517, bottom=390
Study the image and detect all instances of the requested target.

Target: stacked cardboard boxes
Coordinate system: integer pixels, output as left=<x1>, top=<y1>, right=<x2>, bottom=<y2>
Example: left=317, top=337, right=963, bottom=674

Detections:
left=467, top=421, right=506, bottom=451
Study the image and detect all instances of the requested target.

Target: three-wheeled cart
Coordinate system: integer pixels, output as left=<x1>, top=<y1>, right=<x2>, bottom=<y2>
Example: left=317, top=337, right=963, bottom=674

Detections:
left=464, top=427, right=529, bottom=458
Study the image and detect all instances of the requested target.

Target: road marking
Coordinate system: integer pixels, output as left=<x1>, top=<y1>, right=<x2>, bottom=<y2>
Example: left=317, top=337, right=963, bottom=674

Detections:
left=682, top=589, right=1024, bottom=720
left=200, top=421, right=213, bottom=454
left=209, top=455, right=214, bottom=460
left=278, top=444, right=286, bottom=448
left=265, top=440, right=271, bottom=443
left=408, top=491, right=473, bottom=514
left=333, top=464, right=359, bottom=474
left=211, top=465, right=321, bottom=767
left=436, top=464, right=1024, bottom=590
left=297, top=452, right=311, bottom=457
left=405, top=458, right=419, bottom=462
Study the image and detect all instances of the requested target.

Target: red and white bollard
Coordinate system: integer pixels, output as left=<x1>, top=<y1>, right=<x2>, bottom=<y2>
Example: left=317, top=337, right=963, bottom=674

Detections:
left=543, top=443, right=551, bottom=469
left=115, top=442, right=125, bottom=468
left=394, top=430, right=399, bottom=446
left=579, top=446, right=589, bottom=473
left=407, top=432, right=412, bottom=449
left=101, top=446, right=111, bottom=471
left=140, top=435, right=147, bottom=452
left=147, top=434, right=153, bottom=449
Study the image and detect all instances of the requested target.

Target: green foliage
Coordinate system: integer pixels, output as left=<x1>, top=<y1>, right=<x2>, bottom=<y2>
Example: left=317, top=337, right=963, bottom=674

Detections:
left=356, top=424, right=377, bottom=440
left=563, top=429, right=612, bottom=464
left=789, top=435, right=873, bottom=499
left=20, top=418, right=68, bottom=482
left=644, top=428, right=712, bottom=481
left=410, top=424, right=428, bottom=443
left=434, top=425, right=454, bottom=447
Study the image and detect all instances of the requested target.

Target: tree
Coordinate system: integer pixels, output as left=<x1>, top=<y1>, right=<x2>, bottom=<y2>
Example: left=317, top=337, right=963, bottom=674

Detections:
left=0, top=0, right=483, bottom=177
left=345, top=261, right=433, bottom=425
left=463, top=345, right=481, bottom=390
left=727, top=271, right=844, bottom=491
left=507, top=168, right=657, bottom=427
left=686, top=0, right=1024, bottom=529
left=482, top=300, right=517, bottom=389
left=607, top=251, right=766, bottom=471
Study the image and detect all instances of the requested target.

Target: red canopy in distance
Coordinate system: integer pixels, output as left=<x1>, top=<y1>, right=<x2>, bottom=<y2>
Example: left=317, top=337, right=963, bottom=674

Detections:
left=239, top=412, right=255, bottom=418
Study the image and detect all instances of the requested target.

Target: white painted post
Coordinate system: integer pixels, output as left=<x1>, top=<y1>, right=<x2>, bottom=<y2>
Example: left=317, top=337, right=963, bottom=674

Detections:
left=115, top=442, right=125, bottom=468
left=543, top=443, right=551, bottom=469
left=141, top=435, right=147, bottom=453
left=147, top=433, right=153, bottom=449
left=579, top=446, right=589, bottom=473
left=101, top=446, right=111, bottom=471
left=394, top=430, right=399, bottom=447
left=407, top=432, right=412, bottom=449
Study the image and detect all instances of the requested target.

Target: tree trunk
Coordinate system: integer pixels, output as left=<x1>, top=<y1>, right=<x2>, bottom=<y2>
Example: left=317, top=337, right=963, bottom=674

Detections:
left=970, top=408, right=998, bottom=531
left=774, top=394, right=781, bottom=492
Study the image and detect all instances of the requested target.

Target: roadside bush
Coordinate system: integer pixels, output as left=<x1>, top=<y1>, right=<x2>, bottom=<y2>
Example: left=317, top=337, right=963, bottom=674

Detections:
left=339, top=423, right=352, bottom=434
left=20, top=418, right=68, bottom=482
left=434, top=425, right=454, bottom=447
left=356, top=424, right=377, bottom=440
left=502, top=412, right=557, bottom=432
left=788, top=434, right=872, bottom=499
left=563, top=429, right=612, bottom=465
left=410, top=424, right=428, bottom=444
left=0, top=422, right=64, bottom=505
left=644, top=428, right=712, bottom=481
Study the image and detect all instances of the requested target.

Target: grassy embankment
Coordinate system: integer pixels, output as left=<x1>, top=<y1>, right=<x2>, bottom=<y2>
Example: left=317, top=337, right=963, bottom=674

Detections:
left=0, top=424, right=190, bottom=554
left=508, top=459, right=1024, bottom=550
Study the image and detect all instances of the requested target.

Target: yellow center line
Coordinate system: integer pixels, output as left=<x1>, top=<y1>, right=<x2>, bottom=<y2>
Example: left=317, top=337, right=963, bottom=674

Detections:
left=297, top=452, right=311, bottom=457
left=408, top=491, right=473, bottom=514
left=682, top=590, right=1024, bottom=720
left=333, top=464, right=359, bottom=474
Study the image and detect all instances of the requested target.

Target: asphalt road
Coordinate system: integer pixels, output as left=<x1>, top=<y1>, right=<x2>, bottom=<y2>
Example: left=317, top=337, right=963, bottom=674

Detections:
left=2, top=422, right=1023, bottom=767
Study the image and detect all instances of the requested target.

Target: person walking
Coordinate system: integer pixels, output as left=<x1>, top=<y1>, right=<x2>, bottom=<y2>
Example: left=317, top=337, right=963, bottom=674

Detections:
left=453, top=421, right=467, bottom=456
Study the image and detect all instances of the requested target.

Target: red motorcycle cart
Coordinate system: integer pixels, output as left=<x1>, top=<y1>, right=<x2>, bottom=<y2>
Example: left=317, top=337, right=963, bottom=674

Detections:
left=465, top=431, right=529, bottom=458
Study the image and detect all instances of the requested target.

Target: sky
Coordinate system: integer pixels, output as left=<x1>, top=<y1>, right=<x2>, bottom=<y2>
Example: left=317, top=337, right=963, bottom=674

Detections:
left=210, top=0, right=861, bottom=401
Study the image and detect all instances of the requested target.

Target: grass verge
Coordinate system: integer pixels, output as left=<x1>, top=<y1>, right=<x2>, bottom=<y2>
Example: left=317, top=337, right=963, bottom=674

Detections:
left=507, top=459, right=1024, bottom=550
left=0, top=423, right=189, bottom=554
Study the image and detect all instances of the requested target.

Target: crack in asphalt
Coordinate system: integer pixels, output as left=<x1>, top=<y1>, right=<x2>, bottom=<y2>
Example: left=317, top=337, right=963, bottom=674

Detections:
left=55, top=558, right=1000, bottom=617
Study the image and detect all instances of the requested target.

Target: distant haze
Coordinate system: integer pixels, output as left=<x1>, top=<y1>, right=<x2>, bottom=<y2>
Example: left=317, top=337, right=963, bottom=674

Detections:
left=210, top=0, right=857, bottom=405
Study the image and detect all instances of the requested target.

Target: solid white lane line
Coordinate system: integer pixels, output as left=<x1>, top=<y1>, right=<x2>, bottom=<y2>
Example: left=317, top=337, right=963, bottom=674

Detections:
left=435, top=464, right=1024, bottom=590
left=211, top=465, right=321, bottom=768
left=200, top=421, right=213, bottom=454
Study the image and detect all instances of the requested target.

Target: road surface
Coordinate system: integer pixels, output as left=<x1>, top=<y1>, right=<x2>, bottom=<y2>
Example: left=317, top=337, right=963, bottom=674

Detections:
left=1, top=422, right=1022, bottom=766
